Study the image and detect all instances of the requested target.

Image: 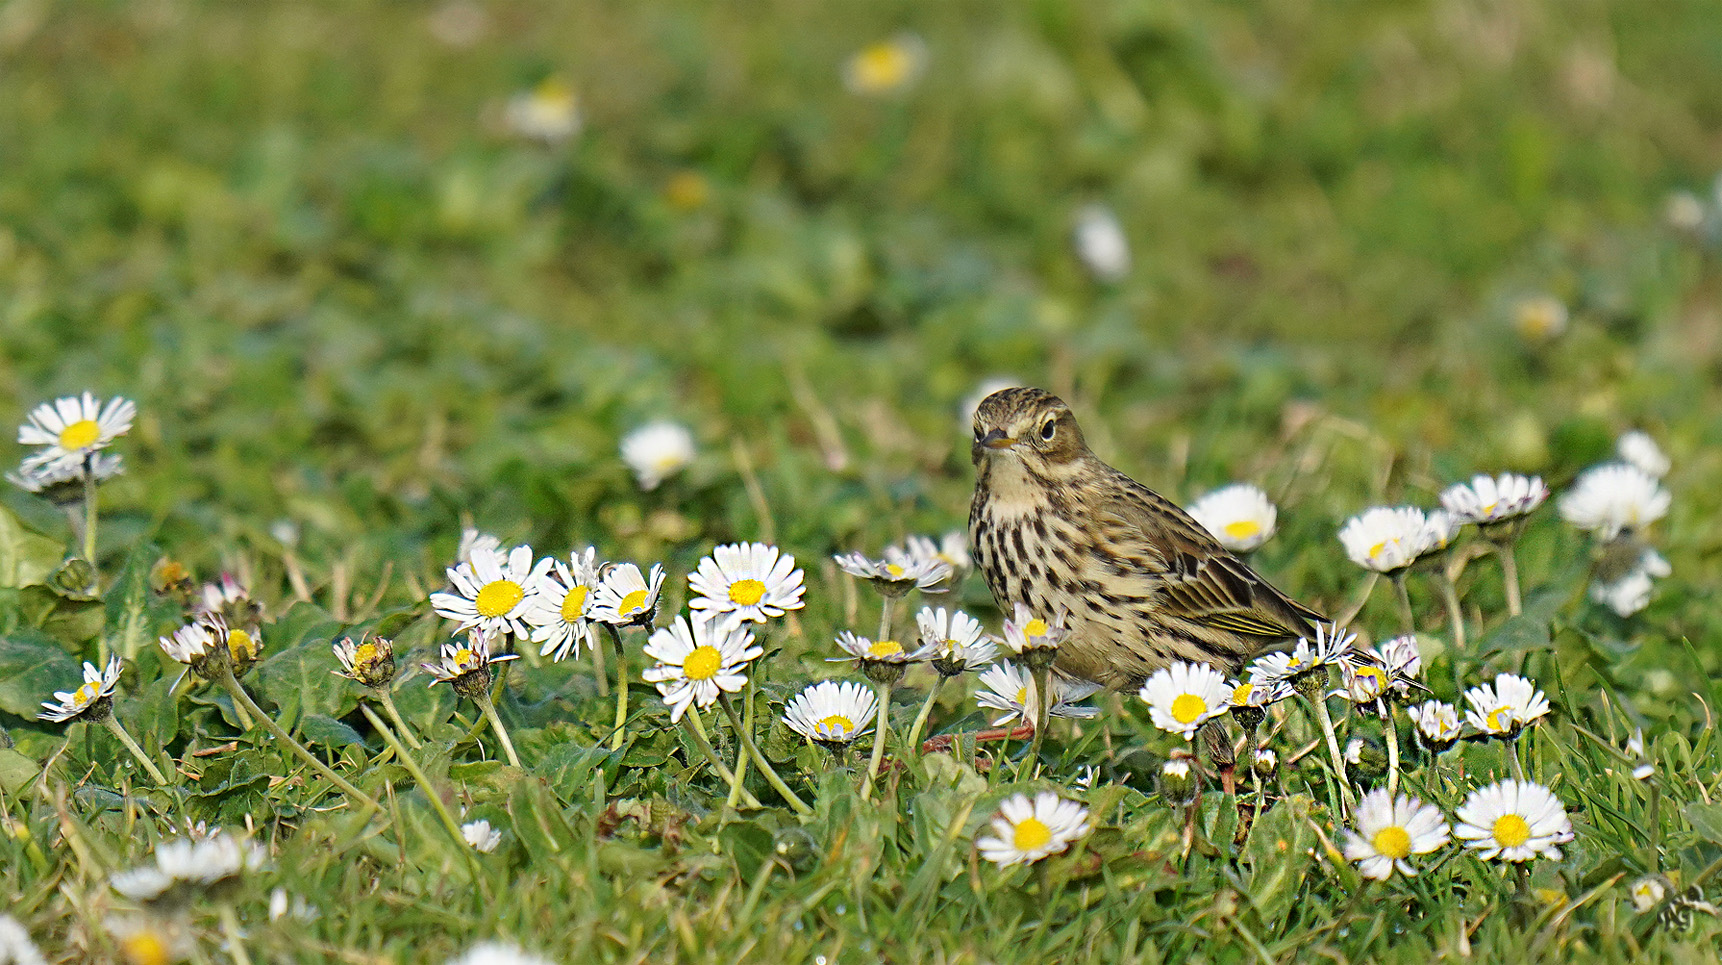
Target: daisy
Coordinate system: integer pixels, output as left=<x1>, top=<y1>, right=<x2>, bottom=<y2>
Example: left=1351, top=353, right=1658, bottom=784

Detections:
left=1439, top=473, right=1549, bottom=527
left=842, top=32, right=927, bottom=96
left=833, top=546, right=951, bottom=596
left=1247, top=623, right=1360, bottom=684
left=1409, top=700, right=1462, bottom=751
left=1339, top=507, right=1434, bottom=574
left=1558, top=463, right=1671, bottom=539
left=1140, top=661, right=1233, bottom=740
left=1072, top=203, right=1130, bottom=283
left=905, top=532, right=971, bottom=579
left=7, top=451, right=122, bottom=500
left=641, top=614, right=761, bottom=723
left=461, top=819, right=502, bottom=854
left=331, top=635, right=398, bottom=689
left=687, top=542, right=806, bottom=630
left=457, top=527, right=502, bottom=566
left=587, top=562, right=666, bottom=627
left=1187, top=483, right=1277, bottom=553
left=522, top=548, right=603, bottom=660
left=0, top=916, right=44, bottom=965
left=431, top=544, right=551, bottom=639
left=1252, top=747, right=1279, bottom=778
left=999, top=602, right=1069, bottom=664
left=915, top=606, right=996, bottom=677
left=105, top=915, right=191, bottom=965
left=1341, top=788, right=1451, bottom=880
left=422, top=633, right=519, bottom=699
left=1626, top=728, right=1654, bottom=781
left=39, top=656, right=122, bottom=723
left=1375, top=634, right=1423, bottom=697
left=976, top=792, right=1091, bottom=868
left=1464, top=673, right=1551, bottom=738
left=975, top=661, right=1100, bottom=726
left=111, top=834, right=267, bottom=905
left=1617, top=431, right=1670, bottom=478
left=1453, top=779, right=1573, bottom=862
left=158, top=617, right=224, bottom=679
left=504, top=76, right=580, bottom=144
left=782, top=679, right=878, bottom=749
left=1512, top=295, right=1568, bottom=341
left=620, top=421, right=694, bottom=492
left=1226, top=677, right=1292, bottom=734
left=830, top=630, right=927, bottom=684
left=1589, top=549, right=1669, bottom=617
left=16, top=392, right=136, bottom=472
left=1630, top=876, right=1668, bottom=913
left=1422, top=508, right=1461, bottom=555
left=1158, top=755, right=1199, bottom=805
left=445, top=942, right=558, bottom=965
left=194, top=573, right=262, bottom=629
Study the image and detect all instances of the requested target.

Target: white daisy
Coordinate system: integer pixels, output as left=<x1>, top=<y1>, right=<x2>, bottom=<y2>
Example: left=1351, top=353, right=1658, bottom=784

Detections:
left=976, top=792, right=1091, bottom=868
left=522, top=548, right=603, bottom=660
left=1187, top=483, right=1277, bottom=552
left=1589, top=549, right=1669, bottom=617
left=1158, top=755, right=1199, bottom=804
left=1626, top=728, right=1654, bottom=781
left=999, top=602, right=1069, bottom=660
left=158, top=618, right=223, bottom=678
left=829, top=631, right=928, bottom=671
left=445, top=942, right=558, bottom=965
left=504, top=76, right=580, bottom=144
left=640, top=614, right=761, bottom=723
left=461, top=819, right=502, bottom=853
left=1341, top=788, right=1450, bottom=880
left=0, top=915, right=44, bottom=965
left=1512, top=295, right=1569, bottom=341
left=1616, top=431, right=1670, bottom=478
left=16, top=392, right=136, bottom=472
left=1247, top=623, right=1360, bottom=684
left=842, top=33, right=927, bottom=96
left=782, top=680, right=878, bottom=748
left=1373, top=634, right=1423, bottom=698
left=1072, top=203, right=1130, bottom=283
left=422, top=633, right=519, bottom=696
left=1409, top=700, right=1462, bottom=751
left=7, top=451, right=123, bottom=497
left=1558, top=463, right=1671, bottom=539
left=457, top=527, right=503, bottom=566
left=1630, top=876, right=1668, bottom=914
left=431, top=544, right=551, bottom=639
left=1252, top=747, right=1279, bottom=777
left=1422, top=508, right=1461, bottom=554
left=1453, top=779, right=1573, bottom=862
left=587, top=562, right=666, bottom=627
left=39, top=656, right=122, bottom=723
left=1339, top=507, right=1434, bottom=573
left=974, top=662, right=1100, bottom=726
left=331, top=635, right=397, bottom=689
left=687, top=542, right=806, bottom=630
left=915, top=606, right=996, bottom=676
left=1463, top=672, right=1551, bottom=738
left=620, top=421, right=694, bottom=492
left=1439, top=473, right=1549, bottom=527
left=833, top=546, right=951, bottom=595
left=110, top=834, right=268, bottom=904
left=1226, top=678, right=1293, bottom=717
left=905, top=532, right=971, bottom=580
left=1139, top=661, right=1233, bottom=740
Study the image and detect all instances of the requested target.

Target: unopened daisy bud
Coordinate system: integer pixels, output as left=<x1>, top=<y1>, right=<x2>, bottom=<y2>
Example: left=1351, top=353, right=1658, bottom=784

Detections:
left=1157, top=753, right=1200, bottom=807
left=332, top=635, right=397, bottom=689
left=1252, top=748, right=1278, bottom=779
left=1345, top=737, right=1388, bottom=780
left=1631, top=875, right=1669, bottom=914
left=49, top=558, right=97, bottom=597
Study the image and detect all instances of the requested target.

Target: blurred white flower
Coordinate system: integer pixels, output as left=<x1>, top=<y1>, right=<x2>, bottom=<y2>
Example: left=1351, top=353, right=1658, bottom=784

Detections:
left=1559, top=463, right=1670, bottom=539
left=7, top=450, right=122, bottom=497
left=1616, top=431, right=1670, bottom=478
left=1072, top=203, right=1130, bottom=283
left=1512, top=295, right=1568, bottom=341
left=1439, top=473, right=1548, bottom=526
left=110, top=834, right=268, bottom=904
left=1631, top=876, right=1668, bottom=913
left=0, top=915, right=44, bottom=965
left=1589, top=549, right=1669, bottom=617
left=1663, top=191, right=1705, bottom=232
left=505, top=77, right=580, bottom=144
left=16, top=392, right=136, bottom=474
left=445, top=942, right=558, bottom=965
left=842, top=33, right=927, bottom=95
left=620, top=421, right=694, bottom=491
left=1187, top=483, right=1277, bottom=552
left=1339, top=507, right=1433, bottom=573
left=462, top=819, right=502, bottom=853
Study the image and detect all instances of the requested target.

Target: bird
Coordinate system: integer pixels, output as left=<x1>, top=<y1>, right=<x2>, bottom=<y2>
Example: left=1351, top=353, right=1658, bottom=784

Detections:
left=968, top=387, right=1324, bottom=694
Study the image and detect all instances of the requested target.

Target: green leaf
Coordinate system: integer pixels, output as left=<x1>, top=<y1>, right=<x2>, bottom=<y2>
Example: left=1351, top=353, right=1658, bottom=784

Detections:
left=1243, top=794, right=1319, bottom=924
left=1684, top=803, right=1722, bottom=845
left=0, top=747, right=40, bottom=794
left=300, top=714, right=367, bottom=750
left=0, top=503, right=64, bottom=589
left=1478, top=615, right=1552, bottom=657
left=0, top=634, right=79, bottom=717
left=253, top=638, right=356, bottom=732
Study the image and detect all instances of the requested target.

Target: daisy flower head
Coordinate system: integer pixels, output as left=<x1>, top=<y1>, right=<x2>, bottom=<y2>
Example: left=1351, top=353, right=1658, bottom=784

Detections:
left=39, top=655, right=122, bottom=723
left=833, top=544, right=952, bottom=598
left=1589, top=549, right=1669, bottom=617
left=1630, top=875, right=1669, bottom=914
left=620, top=421, right=694, bottom=492
left=1187, top=483, right=1277, bottom=553
left=1140, top=661, right=1233, bottom=740
left=8, top=450, right=122, bottom=503
left=331, top=635, right=397, bottom=689
left=916, top=606, right=996, bottom=677
left=782, top=679, right=878, bottom=749
left=462, top=819, right=502, bottom=853
left=17, top=392, right=136, bottom=473
left=111, top=833, right=268, bottom=907
left=975, top=662, right=1099, bottom=726
left=641, top=614, right=762, bottom=723
left=1339, top=507, right=1434, bottom=574
left=1617, top=431, right=1670, bottom=478
left=1158, top=753, right=1200, bottom=805
left=0, top=915, right=43, bottom=965
left=1421, top=508, right=1461, bottom=554
left=1252, top=747, right=1279, bottom=779
left=522, top=548, right=603, bottom=661
left=1559, top=463, right=1671, bottom=539
left=842, top=32, right=927, bottom=96
left=1625, top=728, right=1655, bottom=781
left=687, top=542, right=806, bottom=630
left=505, top=75, right=580, bottom=144
left=1410, top=700, right=1462, bottom=752
left=1341, top=788, right=1451, bottom=880
left=830, top=630, right=927, bottom=685
left=1072, top=203, right=1130, bottom=283
left=1226, top=677, right=1292, bottom=733
left=1464, top=672, right=1551, bottom=739
left=457, top=527, right=502, bottom=566
left=158, top=615, right=231, bottom=680
left=194, top=573, right=262, bottom=630
left=905, top=532, right=971, bottom=581
left=975, top=792, right=1091, bottom=868
left=588, top=562, right=666, bottom=628
left=1375, top=634, right=1423, bottom=698
left=1440, top=473, right=1549, bottom=529
left=1512, top=294, right=1568, bottom=342
left=1337, top=661, right=1391, bottom=706
left=1248, top=622, right=1359, bottom=685
left=445, top=942, right=558, bottom=965
left=423, top=632, right=519, bottom=700
left=1000, top=602, right=1069, bottom=668
left=431, top=543, right=550, bottom=639
left=1454, top=779, right=1573, bottom=862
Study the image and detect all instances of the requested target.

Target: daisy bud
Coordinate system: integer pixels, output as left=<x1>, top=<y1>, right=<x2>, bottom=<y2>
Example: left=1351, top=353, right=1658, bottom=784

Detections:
left=1158, top=752, right=1200, bottom=807
left=1252, top=747, right=1279, bottom=779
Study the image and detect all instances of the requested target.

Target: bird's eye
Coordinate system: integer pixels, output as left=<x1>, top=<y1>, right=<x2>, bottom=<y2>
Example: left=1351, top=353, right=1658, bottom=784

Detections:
left=1039, top=419, right=1057, bottom=441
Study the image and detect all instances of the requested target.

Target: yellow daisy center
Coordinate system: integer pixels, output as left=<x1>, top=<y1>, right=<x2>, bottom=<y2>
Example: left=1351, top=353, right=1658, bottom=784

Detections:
left=58, top=418, right=101, bottom=450
left=1223, top=519, right=1262, bottom=540
left=227, top=628, right=257, bottom=662
left=452, top=647, right=475, bottom=668
left=474, top=579, right=525, bottom=618
left=73, top=680, right=101, bottom=707
left=1231, top=683, right=1254, bottom=705
left=1171, top=693, right=1208, bottom=725
left=867, top=639, right=903, bottom=659
left=1023, top=618, right=1049, bottom=639
left=1368, top=538, right=1399, bottom=562
left=619, top=588, right=649, bottom=616
left=884, top=563, right=905, bottom=578
left=120, top=930, right=172, bottom=965
left=353, top=641, right=380, bottom=667
left=817, top=714, right=855, bottom=737
left=1372, top=825, right=1412, bottom=860
left=1012, top=816, right=1053, bottom=852
left=683, top=645, right=723, bottom=681
left=1485, top=707, right=1512, bottom=732
left=853, top=42, right=912, bottom=91
left=1014, top=686, right=1030, bottom=705
left=560, top=585, right=589, bottom=622
left=1492, top=813, right=1531, bottom=848
left=728, top=578, right=767, bottom=607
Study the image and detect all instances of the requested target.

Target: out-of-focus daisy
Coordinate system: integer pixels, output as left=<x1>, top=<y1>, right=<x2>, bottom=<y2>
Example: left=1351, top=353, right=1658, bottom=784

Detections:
left=194, top=573, right=262, bottom=630
left=422, top=633, right=519, bottom=700
left=1625, top=728, right=1654, bottom=781
left=1463, top=672, right=1551, bottom=738
left=1072, top=764, right=1100, bottom=791
left=39, top=656, right=122, bottom=723
left=457, top=527, right=502, bottom=566
left=641, top=614, right=761, bottom=723
left=1345, top=736, right=1387, bottom=778
left=461, top=819, right=502, bottom=853
left=332, top=635, right=397, bottom=689
left=782, top=679, right=878, bottom=749
left=445, top=942, right=558, bottom=965
left=999, top=602, right=1068, bottom=665
left=1339, top=507, right=1434, bottom=574
left=1589, top=549, right=1669, bottom=617
left=1410, top=700, right=1462, bottom=752
left=1422, top=509, right=1461, bottom=555
left=1512, top=295, right=1568, bottom=341
left=1440, top=473, right=1548, bottom=528
left=1559, top=463, right=1671, bottom=539
left=1664, top=190, right=1706, bottom=232
left=110, top=834, right=268, bottom=905
left=1072, top=203, right=1130, bottom=283
left=505, top=76, right=580, bottom=144
left=1158, top=754, right=1199, bottom=805
left=916, top=606, right=995, bottom=677
left=106, top=914, right=194, bottom=965
left=833, top=545, right=951, bottom=597
left=842, top=32, right=927, bottom=96
left=962, top=377, right=1021, bottom=428
left=1342, top=788, right=1451, bottom=880
left=1453, top=779, right=1573, bottom=862
left=687, top=542, right=806, bottom=630
left=905, top=532, right=971, bottom=580
left=620, top=421, right=694, bottom=492
left=0, top=916, right=44, bottom=965
left=1631, top=875, right=1669, bottom=914
left=7, top=451, right=122, bottom=501
left=1616, top=431, right=1670, bottom=478
left=1187, top=483, right=1277, bottom=553
left=587, top=562, right=666, bottom=627
left=1247, top=623, right=1361, bottom=685
left=16, top=392, right=136, bottom=473
left=523, top=548, right=603, bottom=660
left=975, top=792, right=1090, bottom=868
left=268, top=887, right=318, bottom=922
left=975, top=662, right=1099, bottom=726
left=431, top=544, right=550, bottom=639
left=1139, top=661, right=1233, bottom=740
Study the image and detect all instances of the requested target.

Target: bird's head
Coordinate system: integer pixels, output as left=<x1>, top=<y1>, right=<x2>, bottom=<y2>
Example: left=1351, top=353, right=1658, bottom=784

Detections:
left=971, top=387, right=1087, bottom=469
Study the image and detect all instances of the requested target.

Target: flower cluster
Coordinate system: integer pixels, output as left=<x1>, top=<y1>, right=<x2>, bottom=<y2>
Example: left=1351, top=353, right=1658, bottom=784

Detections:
left=1342, top=780, right=1574, bottom=878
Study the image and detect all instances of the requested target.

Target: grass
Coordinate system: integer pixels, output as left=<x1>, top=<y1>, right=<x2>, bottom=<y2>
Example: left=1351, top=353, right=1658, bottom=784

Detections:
left=4, top=0, right=1722, bottom=961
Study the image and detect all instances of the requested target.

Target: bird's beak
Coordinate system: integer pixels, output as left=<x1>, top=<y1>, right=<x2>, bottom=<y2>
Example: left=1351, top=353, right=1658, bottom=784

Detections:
left=979, top=429, right=1016, bottom=450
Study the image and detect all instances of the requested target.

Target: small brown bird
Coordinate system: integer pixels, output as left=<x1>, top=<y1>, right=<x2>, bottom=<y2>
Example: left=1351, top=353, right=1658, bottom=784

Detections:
left=968, top=387, right=1323, bottom=693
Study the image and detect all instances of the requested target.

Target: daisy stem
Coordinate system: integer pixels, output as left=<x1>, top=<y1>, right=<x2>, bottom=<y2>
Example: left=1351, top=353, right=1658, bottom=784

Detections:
left=1437, top=572, right=1468, bottom=650
left=1391, top=573, right=1416, bottom=637
left=1382, top=709, right=1401, bottom=797
left=100, top=715, right=170, bottom=786
left=590, top=627, right=609, bottom=697
left=218, top=904, right=253, bottom=965
left=904, top=676, right=944, bottom=756
left=682, top=709, right=762, bottom=809
left=719, top=695, right=812, bottom=816
left=1496, top=542, right=1523, bottom=617
left=81, top=454, right=98, bottom=573
left=725, top=684, right=755, bottom=813
left=1025, top=663, right=1053, bottom=777
left=877, top=596, right=894, bottom=645
left=359, top=704, right=485, bottom=878
left=217, top=667, right=380, bottom=812
left=1306, top=694, right=1357, bottom=813
left=373, top=688, right=422, bottom=750
left=604, top=624, right=628, bottom=752
left=1506, top=739, right=1526, bottom=783
left=862, top=679, right=893, bottom=802
left=473, top=692, right=521, bottom=768
left=1647, top=778, right=1662, bottom=874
